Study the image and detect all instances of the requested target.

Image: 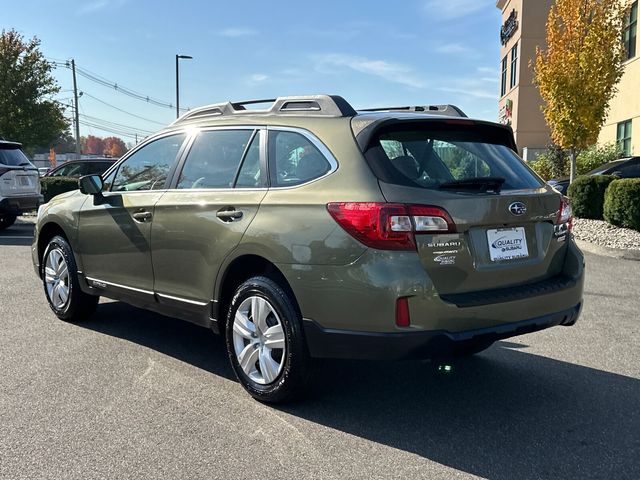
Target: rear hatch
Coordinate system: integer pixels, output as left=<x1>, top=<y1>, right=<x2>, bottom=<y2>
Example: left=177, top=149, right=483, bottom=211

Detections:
left=0, top=143, right=40, bottom=197
left=357, top=118, right=568, bottom=295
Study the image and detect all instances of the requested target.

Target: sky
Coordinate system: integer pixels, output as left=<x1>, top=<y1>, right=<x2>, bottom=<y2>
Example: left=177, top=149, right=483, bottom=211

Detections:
left=4, top=0, right=502, bottom=144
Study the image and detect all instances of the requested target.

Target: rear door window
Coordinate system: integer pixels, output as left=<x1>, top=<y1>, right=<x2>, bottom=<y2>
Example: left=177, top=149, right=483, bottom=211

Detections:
left=367, top=123, right=542, bottom=191
left=176, top=129, right=257, bottom=189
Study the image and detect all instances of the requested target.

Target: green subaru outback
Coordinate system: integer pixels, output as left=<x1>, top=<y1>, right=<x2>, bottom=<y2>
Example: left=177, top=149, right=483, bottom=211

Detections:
left=32, top=95, right=584, bottom=402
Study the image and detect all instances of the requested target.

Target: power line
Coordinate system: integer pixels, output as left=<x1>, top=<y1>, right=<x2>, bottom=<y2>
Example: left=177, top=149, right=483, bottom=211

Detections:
left=52, top=61, right=189, bottom=112
left=81, top=91, right=167, bottom=126
left=79, top=113, right=155, bottom=135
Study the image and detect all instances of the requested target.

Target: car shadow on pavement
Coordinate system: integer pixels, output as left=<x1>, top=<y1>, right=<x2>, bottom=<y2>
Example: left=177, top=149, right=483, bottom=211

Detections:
left=0, top=223, right=34, bottom=246
left=81, top=301, right=639, bottom=480
left=84, top=300, right=235, bottom=381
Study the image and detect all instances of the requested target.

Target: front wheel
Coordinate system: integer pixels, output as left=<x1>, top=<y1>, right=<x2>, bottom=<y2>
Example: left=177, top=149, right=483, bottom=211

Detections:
left=225, top=276, right=311, bottom=403
left=42, top=235, right=99, bottom=321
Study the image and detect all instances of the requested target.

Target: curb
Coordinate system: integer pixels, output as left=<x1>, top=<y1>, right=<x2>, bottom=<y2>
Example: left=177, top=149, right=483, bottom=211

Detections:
left=575, top=239, right=640, bottom=261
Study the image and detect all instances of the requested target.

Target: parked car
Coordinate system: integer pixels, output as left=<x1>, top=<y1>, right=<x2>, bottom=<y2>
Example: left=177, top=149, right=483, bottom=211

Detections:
left=0, top=140, right=42, bottom=230
left=45, top=158, right=116, bottom=178
left=548, top=156, right=640, bottom=194
left=38, top=167, right=50, bottom=177
left=32, top=95, right=584, bottom=402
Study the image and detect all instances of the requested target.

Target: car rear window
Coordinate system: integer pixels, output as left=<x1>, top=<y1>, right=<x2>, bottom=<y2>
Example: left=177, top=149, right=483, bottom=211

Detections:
left=364, top=122, right=543, bottom=191
left=0, top=146, right=33, bottom=167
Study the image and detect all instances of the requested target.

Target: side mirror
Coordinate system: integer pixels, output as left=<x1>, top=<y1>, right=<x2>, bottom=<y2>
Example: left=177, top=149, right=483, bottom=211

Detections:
left=78, top=175, right=104, bottom=195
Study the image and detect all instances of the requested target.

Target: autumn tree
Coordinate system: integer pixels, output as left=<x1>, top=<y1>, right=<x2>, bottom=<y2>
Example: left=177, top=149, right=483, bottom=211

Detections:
left=0, top=29, right=68, bottom=153
left=103, top=136, right=127, bottom=157
left=533, top=0, right=627, bottom=183
left=82, top=135, right=105, bottom=155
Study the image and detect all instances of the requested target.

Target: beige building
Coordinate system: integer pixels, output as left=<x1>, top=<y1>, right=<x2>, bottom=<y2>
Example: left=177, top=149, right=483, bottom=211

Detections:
left=496, top=0, right=639, bottom=158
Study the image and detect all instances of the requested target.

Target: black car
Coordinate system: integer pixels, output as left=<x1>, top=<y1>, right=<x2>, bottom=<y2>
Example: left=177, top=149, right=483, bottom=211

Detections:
left=45, top=158, right=116, bottom=178
left=548, top=156, right=640, bottom=194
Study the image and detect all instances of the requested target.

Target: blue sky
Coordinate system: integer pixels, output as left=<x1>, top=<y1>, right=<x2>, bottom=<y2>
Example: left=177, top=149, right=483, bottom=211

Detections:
left=5, top=0, right=501, bottom=144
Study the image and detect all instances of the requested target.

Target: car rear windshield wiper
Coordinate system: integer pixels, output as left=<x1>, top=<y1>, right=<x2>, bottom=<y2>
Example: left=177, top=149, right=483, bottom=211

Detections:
left=438, top=177, right=505, bottom=194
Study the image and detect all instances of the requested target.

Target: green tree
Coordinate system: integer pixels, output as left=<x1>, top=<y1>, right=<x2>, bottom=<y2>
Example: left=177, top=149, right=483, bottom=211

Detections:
left=0, top=29, right=68, bottom=153
left=533, top=0, right=627, bottom=184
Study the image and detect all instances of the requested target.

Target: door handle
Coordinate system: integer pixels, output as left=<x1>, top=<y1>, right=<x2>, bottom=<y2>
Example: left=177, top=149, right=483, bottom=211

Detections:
left=216, top=209, right=243, bottom=221
left=132, top=211, right=153, bottom=222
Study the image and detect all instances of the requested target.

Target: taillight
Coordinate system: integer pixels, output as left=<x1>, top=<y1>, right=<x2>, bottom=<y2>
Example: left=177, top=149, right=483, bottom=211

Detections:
left=558, top=197, right=573, bottom=231
left=327, top=202, right=455, bottom=251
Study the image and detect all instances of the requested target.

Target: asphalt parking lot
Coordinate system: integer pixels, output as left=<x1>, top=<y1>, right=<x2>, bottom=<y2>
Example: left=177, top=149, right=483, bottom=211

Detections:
left=1, top=222, right=638, bottom=480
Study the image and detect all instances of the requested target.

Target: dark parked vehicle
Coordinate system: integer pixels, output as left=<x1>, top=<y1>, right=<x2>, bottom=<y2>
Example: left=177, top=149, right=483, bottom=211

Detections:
left=45, top=158, right=116, bottom=178
left=32, top=95, right=584, bottom=402
left=0, top=140, right=42, bottom=230
left=548, top=156, right=640, bottom=194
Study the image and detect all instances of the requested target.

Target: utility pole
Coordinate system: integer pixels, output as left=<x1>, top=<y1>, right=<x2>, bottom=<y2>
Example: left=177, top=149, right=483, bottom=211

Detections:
left=71, top=59, right=81, bottom=159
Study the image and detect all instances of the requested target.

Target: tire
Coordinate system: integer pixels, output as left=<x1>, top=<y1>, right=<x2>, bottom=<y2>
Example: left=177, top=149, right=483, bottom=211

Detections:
left=42, top=235, right=99, bottom=321
left=0, top=215, right=17, bottom=230
left=452, top=340, right=495, bottom=357
left=225, top=276, right=312, bottom=403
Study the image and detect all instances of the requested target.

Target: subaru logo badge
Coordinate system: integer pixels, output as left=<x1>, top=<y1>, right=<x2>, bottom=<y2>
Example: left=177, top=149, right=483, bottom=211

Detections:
left=509, top=202, right=526, bottom=216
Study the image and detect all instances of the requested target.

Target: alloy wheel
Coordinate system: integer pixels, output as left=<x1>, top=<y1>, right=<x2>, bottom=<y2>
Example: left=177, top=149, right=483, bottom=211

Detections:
left=232, top=296, right=286, bottom=385
left=44, top=248, right=70, bottom=310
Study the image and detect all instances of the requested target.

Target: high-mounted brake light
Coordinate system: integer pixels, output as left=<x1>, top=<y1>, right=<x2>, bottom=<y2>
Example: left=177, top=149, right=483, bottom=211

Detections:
left=327, top=202, right=455, bottom=251
left=558, top=197, right=573, bottom=231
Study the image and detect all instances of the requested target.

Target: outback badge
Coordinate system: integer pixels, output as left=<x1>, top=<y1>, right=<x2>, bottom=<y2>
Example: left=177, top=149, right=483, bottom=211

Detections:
left=509, top=201, right=526, bottom=216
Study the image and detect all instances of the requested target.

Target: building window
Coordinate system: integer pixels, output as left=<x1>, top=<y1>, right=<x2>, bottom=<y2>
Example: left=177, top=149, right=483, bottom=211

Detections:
left=617, top=120, right=632, bottom=156
left=500, top=56, right=508, bottom=97
left=509, top=42, right=518, bottom=89
left=624, top=2, right=638, bottom=60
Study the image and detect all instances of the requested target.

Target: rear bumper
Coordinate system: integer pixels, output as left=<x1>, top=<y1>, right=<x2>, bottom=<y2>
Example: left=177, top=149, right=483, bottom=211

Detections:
left=0, top=195, right=43, bottom=216
left=303, top=302, right=582, bottom=360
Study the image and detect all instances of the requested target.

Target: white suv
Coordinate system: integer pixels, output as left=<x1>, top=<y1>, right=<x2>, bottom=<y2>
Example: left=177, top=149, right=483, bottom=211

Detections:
left=0, top=141, right=42, bottom=230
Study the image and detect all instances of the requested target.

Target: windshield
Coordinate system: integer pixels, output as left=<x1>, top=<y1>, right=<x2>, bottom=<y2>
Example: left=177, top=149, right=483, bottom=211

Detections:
left=0, top=146, right=34, bottom=167
left=588, top=159, right=626, bottom=175
left=365, top=124, right=543, bottom=191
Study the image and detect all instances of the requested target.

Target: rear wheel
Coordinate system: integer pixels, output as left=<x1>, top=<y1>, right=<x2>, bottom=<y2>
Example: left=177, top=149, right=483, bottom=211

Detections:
left=0, top=215, right=17, bottom=230
left=42, top=235, right=98, bottom=321
left=225, top=276, right=311, bottom=403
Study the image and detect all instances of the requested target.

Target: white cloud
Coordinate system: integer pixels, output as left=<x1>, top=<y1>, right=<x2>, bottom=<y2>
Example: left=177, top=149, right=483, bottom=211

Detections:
left=246, top=73, right=269, bottom=86
left=439, top=86, right=496, bottom=100
left=434, top=43, right=472, bottom=55
left=423, top=0, right=489, bottom=20
left=77, top=0, right=127, bottom=15
left=313, top=53, right=426, bottom=88
left=218, top=28, right=258, bottom=38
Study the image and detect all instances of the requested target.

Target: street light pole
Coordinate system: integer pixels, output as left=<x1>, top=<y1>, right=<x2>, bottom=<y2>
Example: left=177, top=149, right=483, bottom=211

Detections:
left=175, top=54, right=193, bottom=118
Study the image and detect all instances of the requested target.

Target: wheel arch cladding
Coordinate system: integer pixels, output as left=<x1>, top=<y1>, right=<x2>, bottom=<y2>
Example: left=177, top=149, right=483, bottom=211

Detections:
left=38, top=223, right=70, bottom=276
left=217, top=254, right=301, bottom=331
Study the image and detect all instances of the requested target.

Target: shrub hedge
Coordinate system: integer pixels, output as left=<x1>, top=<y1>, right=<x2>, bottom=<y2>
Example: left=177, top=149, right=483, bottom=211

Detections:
left=566, top=175, right=616, bottom=220
left=603, top=179, right=640, bottom=231
left=40, top=176, right=78, bottom=203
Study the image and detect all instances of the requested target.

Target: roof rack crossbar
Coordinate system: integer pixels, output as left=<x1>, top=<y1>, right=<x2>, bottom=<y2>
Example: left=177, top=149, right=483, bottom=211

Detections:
left=359, top=104, right=468, bottom=118
left=172, top=95, right=357, bottom=125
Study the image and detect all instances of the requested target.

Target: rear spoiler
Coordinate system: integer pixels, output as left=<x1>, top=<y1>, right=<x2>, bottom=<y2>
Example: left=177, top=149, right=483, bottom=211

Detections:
left=351, top=117, right=518, bottom=153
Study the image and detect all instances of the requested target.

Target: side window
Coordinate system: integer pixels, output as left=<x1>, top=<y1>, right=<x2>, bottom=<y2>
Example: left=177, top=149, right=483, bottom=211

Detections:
left=177, top=130, right=254, bottom=189
left=269, top=130, right=331, bottom=187
left=111, top=134, right=186, bottom=191
left=52, top=164, right=74, bottom=176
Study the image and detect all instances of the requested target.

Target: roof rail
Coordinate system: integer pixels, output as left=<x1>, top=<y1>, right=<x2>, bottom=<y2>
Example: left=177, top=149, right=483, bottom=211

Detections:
left=358, top=104, right=468, bottom=118
left=171, top=95, right=357, bottom=125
